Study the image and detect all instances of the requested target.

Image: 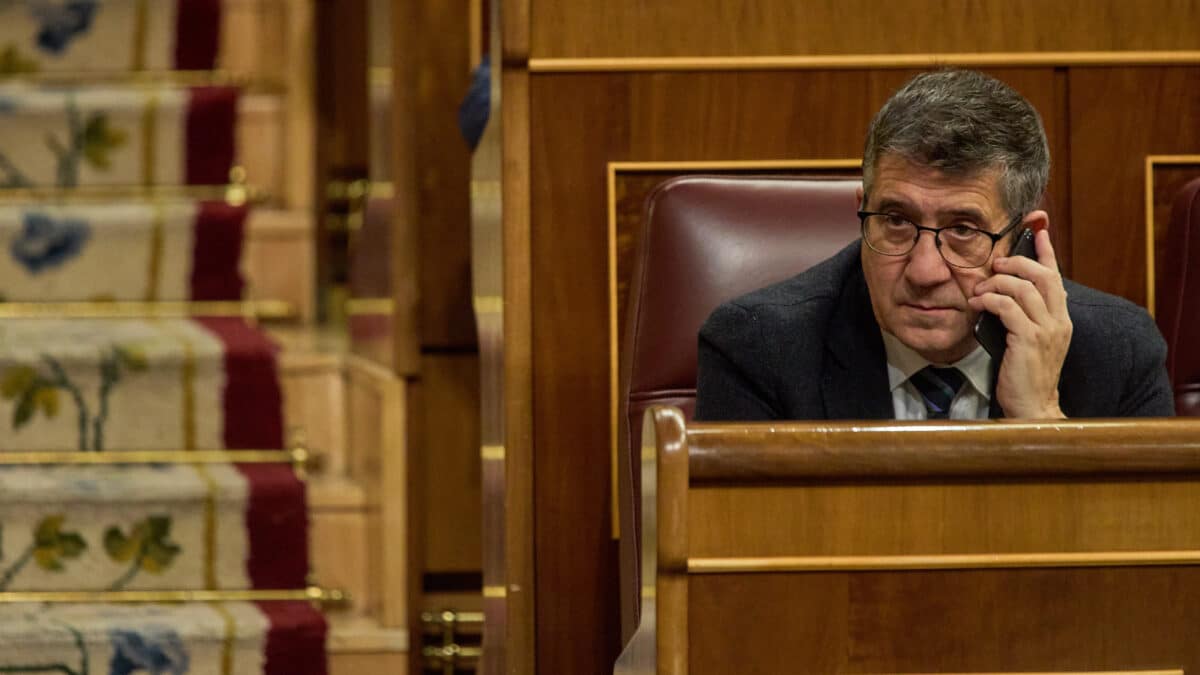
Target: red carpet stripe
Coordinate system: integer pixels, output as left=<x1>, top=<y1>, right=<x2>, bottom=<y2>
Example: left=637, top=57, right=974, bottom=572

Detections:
left=256, top=601, right=329, bottom=675
left=190, top=201, right=247, bottom=301
left=241, top=463, right=311, bottom=589
left=174, top=0, right=222, bottom=70
left=186, top=87, right=239, bottom=185
left=193, top=317, right=284, bottom=450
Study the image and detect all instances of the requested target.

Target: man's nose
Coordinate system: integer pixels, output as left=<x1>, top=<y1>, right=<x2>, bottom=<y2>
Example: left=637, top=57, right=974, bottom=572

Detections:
left=904, top=231, right=952, bottom=286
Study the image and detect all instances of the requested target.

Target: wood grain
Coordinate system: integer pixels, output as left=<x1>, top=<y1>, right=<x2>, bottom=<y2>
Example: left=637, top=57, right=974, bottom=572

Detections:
left=502, top=66, right=536, bottom=675
left=690, top=568, right=1200, bottom=674
left=687, top=419, right=1200, bottom=482
left=416, top=355, right=482, bottom=572
left=1069, top=67, right=1200, bottom=306
left=529, top=0, right=1200, bottom=60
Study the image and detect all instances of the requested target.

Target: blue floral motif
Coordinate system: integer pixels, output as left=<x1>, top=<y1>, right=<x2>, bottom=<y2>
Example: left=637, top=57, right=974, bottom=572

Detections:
left=108, top=627, right=190, bottom=675
left=31, top=0, right=100, bottom=55
left=10, top=211, right=91, bottom=273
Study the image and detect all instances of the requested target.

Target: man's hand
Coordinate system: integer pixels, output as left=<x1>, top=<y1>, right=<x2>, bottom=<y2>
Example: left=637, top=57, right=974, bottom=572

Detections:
left=967, top=229, right=1073, bottom=419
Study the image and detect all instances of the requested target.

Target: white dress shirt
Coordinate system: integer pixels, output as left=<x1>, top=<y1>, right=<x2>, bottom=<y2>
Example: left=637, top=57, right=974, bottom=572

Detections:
left=881, top=331, right=994, bottom=420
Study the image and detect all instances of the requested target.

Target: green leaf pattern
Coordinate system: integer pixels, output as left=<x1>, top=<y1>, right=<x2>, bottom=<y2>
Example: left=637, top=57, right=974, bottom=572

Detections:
left=0, top=513, right=181, bottom=591
left=1, top=345, right=147, bottom=451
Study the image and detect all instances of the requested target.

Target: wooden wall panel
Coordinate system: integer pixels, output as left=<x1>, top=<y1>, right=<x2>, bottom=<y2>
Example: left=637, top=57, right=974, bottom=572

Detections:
left=418, top=354, right=483, bottom=572
left=530, top=0, right=1200, bottom=60
left=414, top=0, right=477, bottom=349
left=531, top=68, right=1064, bottom=675
left=690, top=568, right=1200, bottom=673
left=1069, top=67, right=1200, bottom=307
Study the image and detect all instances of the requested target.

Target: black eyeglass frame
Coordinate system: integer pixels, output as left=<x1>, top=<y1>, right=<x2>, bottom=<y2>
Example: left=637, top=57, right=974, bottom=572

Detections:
left=856, top=210, right=1025, bottom=269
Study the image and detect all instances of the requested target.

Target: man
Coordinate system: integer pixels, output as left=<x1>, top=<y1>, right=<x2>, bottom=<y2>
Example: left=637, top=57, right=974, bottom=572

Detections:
left=695, top=70, right=1174, bottom=421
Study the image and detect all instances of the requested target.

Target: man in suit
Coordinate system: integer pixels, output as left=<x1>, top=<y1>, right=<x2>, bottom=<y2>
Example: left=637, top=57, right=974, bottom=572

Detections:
left=695, top=69, right=1174, bottom=421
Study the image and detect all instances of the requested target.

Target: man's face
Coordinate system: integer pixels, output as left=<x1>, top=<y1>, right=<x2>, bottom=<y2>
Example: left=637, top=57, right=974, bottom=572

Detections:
left=860, top=155, right=1013, bottom=364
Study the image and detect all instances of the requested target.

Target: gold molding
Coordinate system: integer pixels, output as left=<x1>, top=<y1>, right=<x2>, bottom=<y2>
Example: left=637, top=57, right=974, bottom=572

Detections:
left=531, top=51, right=1200, bottom=73
left=0, top=183, right=269, bottom=206
left=0, top=586, right=347, bottom=605
left=0, top=449, right=300, bottom=465
left=345, top=297, right=394, bottom=316
left=1144, top=155, right=1200, bottom=318
left=0, top=300, right=295, bottom=320
left=0, top=69, right=285, bottom=93
left=606, top=160, right=863, bottom=539
left=688, top=550, right=1200, bottom=574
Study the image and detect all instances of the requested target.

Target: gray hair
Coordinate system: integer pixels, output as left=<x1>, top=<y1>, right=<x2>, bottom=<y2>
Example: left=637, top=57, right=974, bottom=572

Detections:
left=862, top=69, right=1050, bottom=219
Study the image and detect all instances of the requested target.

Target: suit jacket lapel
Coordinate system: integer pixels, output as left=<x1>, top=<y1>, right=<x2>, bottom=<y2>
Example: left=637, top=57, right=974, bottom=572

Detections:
left=821, top=264, right=893, bottom=420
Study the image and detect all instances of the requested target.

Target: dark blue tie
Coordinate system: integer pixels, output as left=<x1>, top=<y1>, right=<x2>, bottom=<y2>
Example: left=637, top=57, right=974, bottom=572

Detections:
left=909, top=366, right=966, bottom=419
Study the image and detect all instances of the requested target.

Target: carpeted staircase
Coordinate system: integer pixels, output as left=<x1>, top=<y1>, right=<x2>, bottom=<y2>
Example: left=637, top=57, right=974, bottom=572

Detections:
left=0, top=2, right=329, bottom=672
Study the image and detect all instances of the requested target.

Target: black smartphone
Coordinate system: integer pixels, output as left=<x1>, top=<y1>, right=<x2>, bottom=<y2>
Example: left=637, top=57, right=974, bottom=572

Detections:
left=973, top=227, right=1037, bottom=360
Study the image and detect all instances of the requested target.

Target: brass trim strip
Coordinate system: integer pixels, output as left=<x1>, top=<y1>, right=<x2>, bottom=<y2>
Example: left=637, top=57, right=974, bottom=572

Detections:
left=0, top=300, right=295, bottom=320
left=144, top=203, right=165, bottom=301
left=606, top=159, right=863, bottom=540
left=481, top=444, right=505, bottom=461
left=1144, top=154, right=1200, bottom=318
left=606, top=163, right=620, bottom=540
left=688, top=550, right=1200, bottom=574
left=0, top=184, right=269, bottom=205
left=482, top=585, right=507, bottom=598
left=530, top=51, right=1200, bottom=73
left=131, top=0, right=148, bottom=72
left=421, top=610, right=486, bottom=625
left=473, top=295, right=504, bottom=315
left=214, top=602, right=236, bottom=675
left=194, top=464, right=219, bottom=589
left=0, top=70, right=284, bottom=93
left=0, top=586, right=346, bottom=604
left=0, top=449, right=299, bottom=465
left=345, top=297, right=393, bottom=316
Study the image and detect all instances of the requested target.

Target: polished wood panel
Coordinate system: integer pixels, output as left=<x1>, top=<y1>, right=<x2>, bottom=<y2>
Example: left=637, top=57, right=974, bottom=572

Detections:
left=690, top=568, right=1200, bottom=674
left=687, top=419, right=1200, bottom=481
left=1149, top=159, right=1200, bottom=315
left=529, top=0, right=1200, bottom=60
left=690, top=480, right=1200, bottom=558
left=501, top=65, right=537, bottom=675
left=414, top=355, right=483, bottom=572
left=1069, top=67, right=1200, bottom=306
left=413, top=0, right=476, bottom=349
left=529, top=69, right=1064, bottom=675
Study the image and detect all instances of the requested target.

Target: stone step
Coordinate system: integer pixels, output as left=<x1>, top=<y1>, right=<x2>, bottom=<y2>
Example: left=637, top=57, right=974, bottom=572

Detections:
left=0, top=201, right=248, bottom=303
left=0, top=84, right=237, bottom=189
left=0, top=0, right=221, bottom=74
left=0, top=317, right=282, bottom=451
left=0, top=600, right=326, bottom=675
left=0, top=462, right=307, bottom=592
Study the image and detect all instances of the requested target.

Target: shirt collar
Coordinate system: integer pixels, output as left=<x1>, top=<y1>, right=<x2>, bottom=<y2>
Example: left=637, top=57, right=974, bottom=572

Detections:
left=880, top=330, right=993, bottom=398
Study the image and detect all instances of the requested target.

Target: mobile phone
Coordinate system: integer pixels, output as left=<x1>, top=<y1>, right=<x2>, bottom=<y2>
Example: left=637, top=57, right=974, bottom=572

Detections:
left=973, top=227, right=1037, bottom=360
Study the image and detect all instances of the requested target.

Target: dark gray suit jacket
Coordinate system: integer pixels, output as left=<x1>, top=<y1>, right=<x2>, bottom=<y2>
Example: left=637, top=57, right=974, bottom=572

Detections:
left=695, top=241, right=1175, bottom=421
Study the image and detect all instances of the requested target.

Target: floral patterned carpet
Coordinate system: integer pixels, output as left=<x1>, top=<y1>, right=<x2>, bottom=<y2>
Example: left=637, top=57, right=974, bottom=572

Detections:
left=0, top=2, right=327, bottom=672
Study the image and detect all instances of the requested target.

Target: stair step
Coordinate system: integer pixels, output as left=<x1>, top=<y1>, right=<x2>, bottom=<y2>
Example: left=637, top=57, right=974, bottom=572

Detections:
left=0, top=317, right=282, bottom=451
left=0, top=84, right=237, bottom=189
left=0, top=201, right=247, bottom=303
left=0, top=462, right=307, bottom=591
left=0, top=0, right=221, bottom=74
left=0, top=600, right=326, bottom=675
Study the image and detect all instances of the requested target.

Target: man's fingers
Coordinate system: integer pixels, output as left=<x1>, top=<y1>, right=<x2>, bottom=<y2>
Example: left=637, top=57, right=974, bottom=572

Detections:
left=975, top=274, right=1051, bottom=325
left=968, top=292, right=1035, bottom=336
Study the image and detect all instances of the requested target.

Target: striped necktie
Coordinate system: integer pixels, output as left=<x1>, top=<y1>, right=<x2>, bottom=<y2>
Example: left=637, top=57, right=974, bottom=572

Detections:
left=909, top=366, right=966, bottom=419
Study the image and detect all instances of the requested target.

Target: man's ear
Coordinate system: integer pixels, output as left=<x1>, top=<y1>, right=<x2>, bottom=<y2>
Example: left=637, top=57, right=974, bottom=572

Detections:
left=856, top=185, right=864, bottom=208
left=1024, top=209, right=1049, bottom=233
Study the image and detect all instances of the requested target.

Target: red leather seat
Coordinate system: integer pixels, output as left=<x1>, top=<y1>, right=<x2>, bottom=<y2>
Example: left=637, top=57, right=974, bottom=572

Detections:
left=1157, top=177, right=1200, bottom=416
left=616, top=175, right=862, bottom=641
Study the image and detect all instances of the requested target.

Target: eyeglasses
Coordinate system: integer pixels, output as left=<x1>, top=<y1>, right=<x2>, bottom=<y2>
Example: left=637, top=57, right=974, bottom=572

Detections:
left=857, top=210, right=1024, bottom=269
